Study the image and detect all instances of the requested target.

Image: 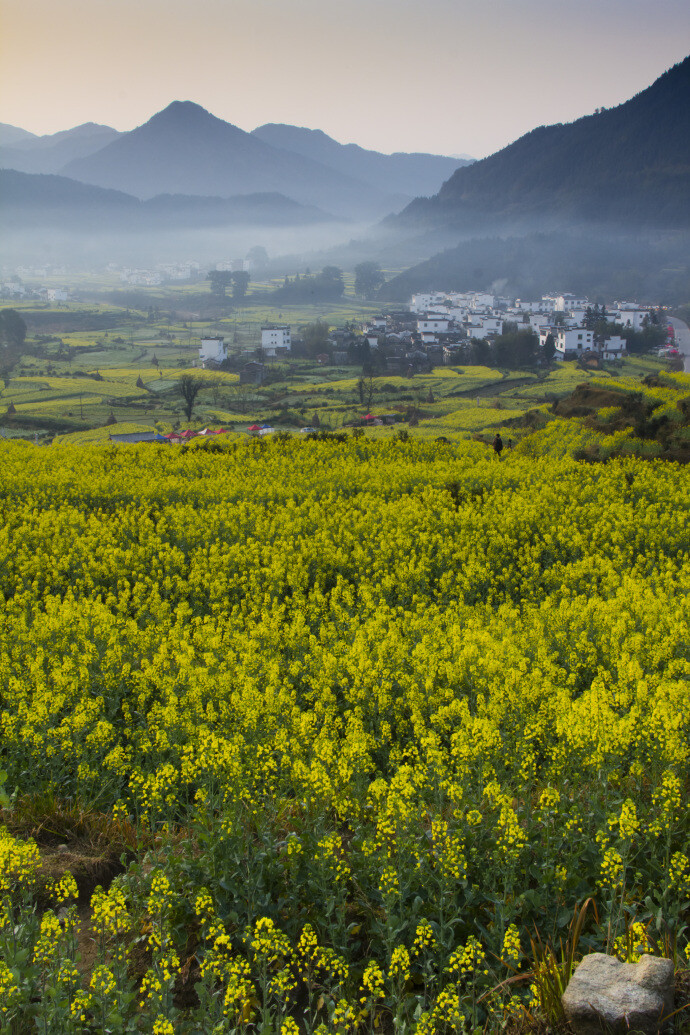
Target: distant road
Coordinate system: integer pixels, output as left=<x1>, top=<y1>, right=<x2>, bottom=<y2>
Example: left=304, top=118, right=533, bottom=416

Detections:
left=668, top=316, right=690, bottom=372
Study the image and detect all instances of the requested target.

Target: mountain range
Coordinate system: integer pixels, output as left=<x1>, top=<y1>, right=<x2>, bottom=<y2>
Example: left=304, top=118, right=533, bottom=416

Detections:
left=2, top=55, right=688, bottom=304
left=0, top=123, right=122, bottom=175
left=1, top=106, right=471, bottom=221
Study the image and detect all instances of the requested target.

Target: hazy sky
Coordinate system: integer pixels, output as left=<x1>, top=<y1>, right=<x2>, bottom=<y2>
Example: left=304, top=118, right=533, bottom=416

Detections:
left=1, top=0, right=688, bottom=158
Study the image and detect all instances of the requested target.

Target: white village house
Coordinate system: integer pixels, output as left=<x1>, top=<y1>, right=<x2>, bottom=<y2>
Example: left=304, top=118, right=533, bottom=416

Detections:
left=556, top=293, right=589, bottom=312
left=417, top=317, right=450, bottom=335
left=467, top=316, right=503, bottom=339
left=261, top=325, right=291, bottom=358
left=610, top=307, right=651, bottom=331
left=601, top=335, right=627, bottom=361
left=540, top=328, right=594, bottom=359
left=199, top=337, right=227, bottom=365
left=410, top=293, right=448, bottom=314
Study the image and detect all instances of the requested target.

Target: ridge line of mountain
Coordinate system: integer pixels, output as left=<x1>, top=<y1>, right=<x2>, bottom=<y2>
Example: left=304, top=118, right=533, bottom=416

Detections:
left=1, top=104, right=471, bottom=221
left=0, top=168, right=340, bottom=230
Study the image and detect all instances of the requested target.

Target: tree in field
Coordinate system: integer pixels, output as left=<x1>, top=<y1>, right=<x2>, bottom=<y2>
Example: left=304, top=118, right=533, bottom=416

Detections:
left=177, top=375, right=204, bottom=421
left=357, top=374, right=375, bottom=409
left=492, top=328, right=539, bottom=368
left=270, top=266, right=344, bottom=303
left=302, top=320, right=331, bottom=359
left=207, top=271, right=233, bottom=297
left=354, top=262, right=385, bottom=300
left=467, top=336, right=491, bottom=366
left=320, top=266, right=345, bottom=298
left=0, top=309, right=27, bottom=349
left=246, top=245, right=269, bottom=269
left=542, top=332, right=557, bottom=364
left=231, top=271, right=250, bottom=301
left=0, top=309, right=27, bottom=386
left=231, top=382, right=253, bottom=414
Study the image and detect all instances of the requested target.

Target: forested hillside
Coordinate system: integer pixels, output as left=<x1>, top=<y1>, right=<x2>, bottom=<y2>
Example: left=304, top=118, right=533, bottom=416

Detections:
left=393, top=56, right=690, bottom=232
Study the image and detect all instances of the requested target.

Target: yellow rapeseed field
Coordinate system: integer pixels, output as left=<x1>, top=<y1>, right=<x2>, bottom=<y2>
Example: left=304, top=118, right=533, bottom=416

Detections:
left=0, top=433, right=688, bottom=1032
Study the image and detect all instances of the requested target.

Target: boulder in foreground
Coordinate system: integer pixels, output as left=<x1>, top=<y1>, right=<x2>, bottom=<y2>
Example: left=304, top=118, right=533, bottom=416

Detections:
left=562, top=953, right=674, bottom=1035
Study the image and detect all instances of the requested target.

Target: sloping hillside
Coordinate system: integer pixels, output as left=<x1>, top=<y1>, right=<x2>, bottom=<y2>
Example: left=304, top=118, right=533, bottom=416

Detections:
left=377, top=229, right=690, bottom=305
left=393, top=56, right=690, bottom=232
left=252, top=123, right=468, bottom=198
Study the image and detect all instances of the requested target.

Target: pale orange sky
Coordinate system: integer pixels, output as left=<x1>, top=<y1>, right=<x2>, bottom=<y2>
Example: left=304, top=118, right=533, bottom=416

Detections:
left=1, top=0, right=689, bottom=157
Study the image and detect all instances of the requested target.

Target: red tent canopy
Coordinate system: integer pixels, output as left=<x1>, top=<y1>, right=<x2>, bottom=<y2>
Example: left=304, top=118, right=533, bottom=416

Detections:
left=247, top=423, right=261, bottom=431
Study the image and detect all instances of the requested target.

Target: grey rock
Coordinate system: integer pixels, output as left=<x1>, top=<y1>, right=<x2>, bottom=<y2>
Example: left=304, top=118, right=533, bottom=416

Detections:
left=562, top=953, right=674, bottom=1034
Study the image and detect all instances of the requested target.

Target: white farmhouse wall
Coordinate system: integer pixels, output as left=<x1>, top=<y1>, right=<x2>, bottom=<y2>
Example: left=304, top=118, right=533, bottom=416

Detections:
left=261, top=326, right=291, bottom=353
left=199, top=337, right=227, bottom=364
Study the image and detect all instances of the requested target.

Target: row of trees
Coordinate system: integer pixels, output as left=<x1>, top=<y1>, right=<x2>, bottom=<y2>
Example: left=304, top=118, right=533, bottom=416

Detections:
left=268, top=263, right=386, bottom=303
left=444, top=329, right=548, bottom=369
left=270, top=266, right=345, bottom=303
left=354, top=262, right=385, bottom=299
left=583, top=305, right=667, bottom=353
left=207, top=262, right=388, bottom=304
left=207, top=270, right=251, bottom=300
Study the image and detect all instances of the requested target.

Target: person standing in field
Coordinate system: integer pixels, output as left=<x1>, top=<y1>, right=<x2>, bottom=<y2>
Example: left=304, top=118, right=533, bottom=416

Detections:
left=493, top=433, right=503, bottom=459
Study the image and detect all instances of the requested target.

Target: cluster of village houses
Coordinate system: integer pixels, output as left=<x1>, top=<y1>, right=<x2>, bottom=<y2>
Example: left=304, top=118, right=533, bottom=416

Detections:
left=2, top=266, right=666, bottom=370
left=405, top=290, right=665, bottom=362
left=196, top=292, right=669, bottom=380
left=1, top=281, right=71, bottom=303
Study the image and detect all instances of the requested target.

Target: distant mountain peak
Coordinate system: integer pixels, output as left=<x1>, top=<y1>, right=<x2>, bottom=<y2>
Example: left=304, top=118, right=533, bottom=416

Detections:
left=67, top=122, right=116, bottom=133
left=128, top=100, right=250, bottom=146
left=150, top=100, right=217, bottom=125
left=160, top=99, right=207, bottom=113
left=43, top=122, right=120, bottom=143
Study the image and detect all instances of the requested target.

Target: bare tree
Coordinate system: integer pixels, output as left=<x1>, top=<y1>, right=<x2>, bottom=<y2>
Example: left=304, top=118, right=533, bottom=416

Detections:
left=231, top=382, right=253, bottom=414
left=357, top=374, right=376, bottom=409
left=365, top=375, right=375, bottom=410
left=177, top=374, right=204, bottom=421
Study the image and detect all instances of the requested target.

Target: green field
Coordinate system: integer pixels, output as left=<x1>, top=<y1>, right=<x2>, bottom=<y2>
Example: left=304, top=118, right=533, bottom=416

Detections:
left=1, top=289, right=685, bottom=454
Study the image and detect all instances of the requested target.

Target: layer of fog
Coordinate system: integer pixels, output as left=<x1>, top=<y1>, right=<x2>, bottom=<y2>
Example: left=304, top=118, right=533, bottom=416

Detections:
left=0, top=219, right=380, bottom=272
